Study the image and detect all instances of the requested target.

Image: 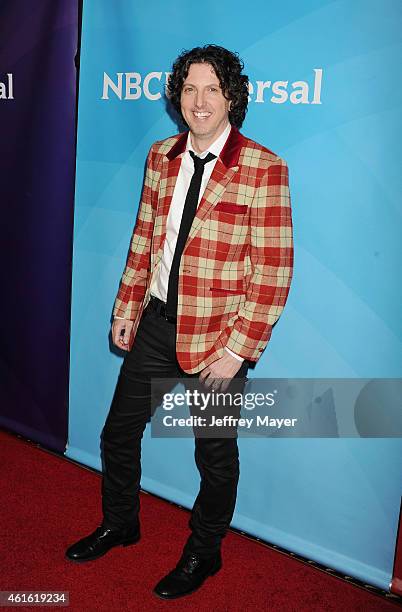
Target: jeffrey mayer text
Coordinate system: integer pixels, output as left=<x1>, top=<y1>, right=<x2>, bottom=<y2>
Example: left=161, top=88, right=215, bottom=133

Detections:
left=162, top=415, right=298, bottom=429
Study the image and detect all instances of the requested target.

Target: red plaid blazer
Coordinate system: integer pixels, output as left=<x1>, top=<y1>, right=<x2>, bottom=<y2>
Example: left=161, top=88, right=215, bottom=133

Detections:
left=113, top=126, right=293, bottom=373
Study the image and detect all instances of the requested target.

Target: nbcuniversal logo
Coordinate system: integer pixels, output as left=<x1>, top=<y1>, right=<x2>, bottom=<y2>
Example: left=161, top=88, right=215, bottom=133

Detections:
left=101, top=69, right=323, bottom=104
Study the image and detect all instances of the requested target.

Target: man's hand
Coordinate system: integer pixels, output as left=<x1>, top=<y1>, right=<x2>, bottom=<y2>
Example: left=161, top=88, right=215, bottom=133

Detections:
left=199, top=352, right=243, bottom=392
left=112, top=318, right=134, bottom=350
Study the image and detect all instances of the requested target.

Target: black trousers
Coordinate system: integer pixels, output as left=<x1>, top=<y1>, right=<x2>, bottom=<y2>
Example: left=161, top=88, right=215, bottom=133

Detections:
left=100, top=298, right=249, bottom=558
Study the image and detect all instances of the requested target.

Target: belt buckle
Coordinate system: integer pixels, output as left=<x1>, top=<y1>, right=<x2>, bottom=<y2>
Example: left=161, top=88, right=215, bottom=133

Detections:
left=150, top=296, right=175, bottom=322
left=162, top=306, right=175, bottom=323
left=158, top=301, right=169, bottom=320
left=163, top=307, right=173, bottom=322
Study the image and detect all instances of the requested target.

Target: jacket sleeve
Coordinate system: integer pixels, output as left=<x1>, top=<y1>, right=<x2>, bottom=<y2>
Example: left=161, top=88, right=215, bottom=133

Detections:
left=112, top=145, right=158, bottom=320
left=224, top=157, right=294, bottom=361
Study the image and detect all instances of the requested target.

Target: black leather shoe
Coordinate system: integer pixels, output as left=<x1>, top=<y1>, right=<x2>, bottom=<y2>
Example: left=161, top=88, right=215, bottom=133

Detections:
left=153, top=551, right=222, bottom=599
left=65, top=524, right=140, bottom=563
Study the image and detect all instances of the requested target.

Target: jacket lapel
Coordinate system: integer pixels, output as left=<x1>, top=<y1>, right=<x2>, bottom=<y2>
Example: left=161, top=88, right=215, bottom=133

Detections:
left=153, top=132, right=187, bottom=260
left=187, top=126, right=244, bottom=244
left=187, top=160, right=238, bottom=243
left=154, top=155, right=181, bottom=257
left=156, top=126, right=245, bottom=256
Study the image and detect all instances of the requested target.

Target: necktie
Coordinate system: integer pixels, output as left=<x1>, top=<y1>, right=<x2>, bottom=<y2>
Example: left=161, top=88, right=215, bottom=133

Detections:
left=166, top=150, right=216, bottom=319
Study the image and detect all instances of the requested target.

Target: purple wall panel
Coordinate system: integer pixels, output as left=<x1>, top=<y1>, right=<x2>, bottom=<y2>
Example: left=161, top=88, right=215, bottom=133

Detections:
left=0, top=0, right=79, bottom=451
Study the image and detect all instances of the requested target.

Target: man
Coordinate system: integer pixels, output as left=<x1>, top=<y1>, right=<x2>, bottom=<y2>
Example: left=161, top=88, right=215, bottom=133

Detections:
left=65, top=45, right=293, bottom=599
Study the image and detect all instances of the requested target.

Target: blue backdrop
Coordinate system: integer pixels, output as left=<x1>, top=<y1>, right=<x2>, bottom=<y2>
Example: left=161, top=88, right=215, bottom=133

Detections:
left=68, top=0, right=402, bottom=588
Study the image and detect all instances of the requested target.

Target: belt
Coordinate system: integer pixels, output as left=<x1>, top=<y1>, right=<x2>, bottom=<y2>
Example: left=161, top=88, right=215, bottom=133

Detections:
left=147, top=295, right=177, bottom=323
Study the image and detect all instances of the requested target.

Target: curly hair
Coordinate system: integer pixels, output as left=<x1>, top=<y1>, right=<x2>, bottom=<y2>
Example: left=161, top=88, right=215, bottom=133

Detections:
left=167, top=45, right=249, bottom=128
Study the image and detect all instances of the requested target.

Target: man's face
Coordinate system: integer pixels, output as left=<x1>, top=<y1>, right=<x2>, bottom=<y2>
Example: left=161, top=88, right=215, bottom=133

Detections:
left=180, top=62, right=231, bottom=147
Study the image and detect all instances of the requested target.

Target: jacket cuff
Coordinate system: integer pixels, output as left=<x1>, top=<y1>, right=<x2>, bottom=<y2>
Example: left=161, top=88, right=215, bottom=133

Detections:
left=224, top=346, right=244, bottom=362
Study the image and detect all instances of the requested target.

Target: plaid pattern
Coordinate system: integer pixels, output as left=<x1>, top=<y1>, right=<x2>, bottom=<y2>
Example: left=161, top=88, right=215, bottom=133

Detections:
left=113, top=126, right=293, bottom=373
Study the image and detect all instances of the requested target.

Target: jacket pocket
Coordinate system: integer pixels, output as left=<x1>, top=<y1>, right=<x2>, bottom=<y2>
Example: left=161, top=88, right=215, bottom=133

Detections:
left=209, top=286, right=245, bottom=295
left=214, top=202, right=248, bottom=214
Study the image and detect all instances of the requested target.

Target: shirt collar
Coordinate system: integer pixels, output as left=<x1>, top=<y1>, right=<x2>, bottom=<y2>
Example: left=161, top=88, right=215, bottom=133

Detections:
left=186, top=122, right=231, bottom=160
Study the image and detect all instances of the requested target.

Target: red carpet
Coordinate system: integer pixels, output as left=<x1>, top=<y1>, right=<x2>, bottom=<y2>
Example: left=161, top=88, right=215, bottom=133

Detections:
left=1, top=429, right=400, bottom=611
